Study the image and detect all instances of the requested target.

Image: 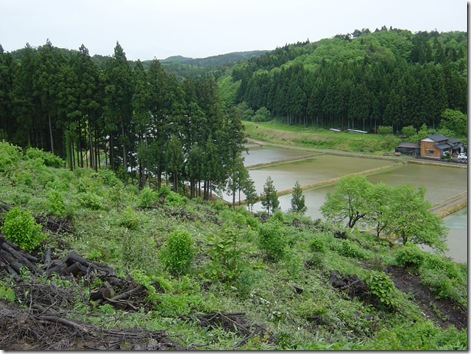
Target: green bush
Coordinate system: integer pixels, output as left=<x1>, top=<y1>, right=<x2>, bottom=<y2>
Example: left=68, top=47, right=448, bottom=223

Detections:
left=258, top=221, right=287, bottom=262
left=339, top=240, right=368, bottom=259
left=160, top=230, right=195, bottom=275
left=0, top=283, right=15, bottom=302
left=206, top=229, right=245, bottom=283
left=395, top=244, right=426, bottom=269
left=365, top=271, right=395, bottom=308
left=46, top=189, right=66, bottom=216
left=98, top=168, right=123, bottom=187
left=138, top=187, right=157, bottom=208
left=422, top=254, right=462, bottom=281
left=0, top=141, right=22, bottom=173
left=77, top=192, right=104, bottom=210
left=1, top=207, right=45, bottom=251
left=25, top=147, right=63, bottom=168
left=166, top=191, right=187, bottom=207
left=118, top=206, right=140, bottom=230
left=309, top=237, right=326, bottom=253
left=377, top=125, right=393, bottom=135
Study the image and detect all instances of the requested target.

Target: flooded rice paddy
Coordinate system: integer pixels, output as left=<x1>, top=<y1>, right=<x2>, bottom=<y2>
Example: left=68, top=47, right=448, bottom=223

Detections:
left=237, top=146, right=468, bottom=263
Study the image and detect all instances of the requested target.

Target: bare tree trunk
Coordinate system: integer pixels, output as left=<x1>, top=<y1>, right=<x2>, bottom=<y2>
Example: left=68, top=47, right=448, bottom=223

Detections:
left=88, top=117, right=95, bottom=170
left=48, top=114, right=54, bottom=154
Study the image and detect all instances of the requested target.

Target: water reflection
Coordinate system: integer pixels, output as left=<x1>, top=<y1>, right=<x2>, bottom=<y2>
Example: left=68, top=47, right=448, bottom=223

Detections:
left=241, top=148, right=467, bottom=263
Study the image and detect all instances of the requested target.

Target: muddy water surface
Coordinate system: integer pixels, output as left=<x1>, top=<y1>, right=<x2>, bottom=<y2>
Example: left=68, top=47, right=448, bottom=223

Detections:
left=248, top=155, right=396, bottom=194
left=244, top=147, right=467, bottom=263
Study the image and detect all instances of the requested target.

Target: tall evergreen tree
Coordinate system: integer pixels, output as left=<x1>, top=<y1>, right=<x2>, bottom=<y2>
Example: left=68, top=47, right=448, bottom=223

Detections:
left=261, top=176, right=279, bottom=215
left=290, top=181, right=307, bottom=214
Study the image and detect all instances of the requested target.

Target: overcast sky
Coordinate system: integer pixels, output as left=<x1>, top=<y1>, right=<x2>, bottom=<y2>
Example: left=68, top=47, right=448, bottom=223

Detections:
left=1, top=0, right=467, bottom=60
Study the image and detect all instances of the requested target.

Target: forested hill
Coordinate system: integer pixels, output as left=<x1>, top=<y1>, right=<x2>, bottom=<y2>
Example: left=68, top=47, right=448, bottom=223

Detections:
left=223, top=27, right=467, bottom=133
left=157, top=50, right=268, bottom=80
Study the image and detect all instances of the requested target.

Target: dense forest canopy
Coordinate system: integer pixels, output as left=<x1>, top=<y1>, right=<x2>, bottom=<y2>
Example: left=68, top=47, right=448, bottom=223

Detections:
left=0, top=27, right=467, bottom=197
left=0, top=41, right=247, bottom=200
left=225, top=27, right=467, bottom=133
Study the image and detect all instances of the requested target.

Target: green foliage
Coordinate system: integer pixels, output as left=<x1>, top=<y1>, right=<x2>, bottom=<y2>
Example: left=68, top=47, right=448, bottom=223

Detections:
left=440, top=108, right=467, bottom=138
left=365, top=271, right=395, bottom=308
left=338, top=240, right=369, bottom=259
left=46, top=189, right=67, bottom=217
left=289, top=181, right=307, bottom=214
left=1, top=207, right=45, bottom=251
left=0, top=283, right=16, bottom=302
left=166, top=191, right=187, bottom=207
left=309, top=237, right=326, bottom=253
left=0, top=141, right=22, bottom=173
left=118, top=206, right=140, bottom=230
left=98, top=168, right=123, bottom=187
left=77, top=192, right=104, bottom=210
left=395, top=243, right=426, bottom=268
left=363, top=320, right=467, bottom=350
left=321, top=175, right=371, bottom=229
left=24, top=147, right=63, bottom=168
left=257, top=220, right=287, bottom=262
left=400, top=125, right=416, bottom=137
left=206, top=229, right=245, bottom=283
left=260, top=176, right=279, bottom=215
left=159, top=230, right=195, bottom=275
left=251, top=107, right=272, bottom=122
left=281, top=251, right=303, bottom=278
left=377, top=126, right=393, bottom=135
left=138, top=187, right=157, bottom=208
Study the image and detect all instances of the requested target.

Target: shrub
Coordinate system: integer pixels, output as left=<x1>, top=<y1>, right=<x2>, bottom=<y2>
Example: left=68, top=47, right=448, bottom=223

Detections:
left=365, top=271, right=396, bottom=308
left=309, top=237, right=326, bottom=253
left=98, top=168, right=123, bottom=187
left=1, top=207, right=45, bottom=251
left=118, top=206, right=140, bottom=230
left=0, top=283, right=15, bottom=302
left=138, top=187, right=157, bottom=208
left=422, top=253, right=462, bottom=281
left=160, top=230, right=195, bottom=275
left=25, top=147, right=63, bottom=168
left=377, top=125, right=393, bottom=135
left=206, top=229, right=245, bottom=283
left=395, top=244, right=426, bottom=269
left=258, top=221, right=287, bottom=262
left=77, top=192, right=104, bottom=210
left=166, top=191, right=187, bottom=207
left=339, top=240, right=368, bottom=259
left=0, top=141, right=22, bottom=173
left=46, top=190, right=66, bottom=216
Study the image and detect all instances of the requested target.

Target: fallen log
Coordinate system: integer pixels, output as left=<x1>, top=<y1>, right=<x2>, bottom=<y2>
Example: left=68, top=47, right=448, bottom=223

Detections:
left=63, top=252, right=115, bottom=277
left=108, top=284, right=145, bottom=302
left=61, top=261, right=89, bottom=277
left=1, top=242, right=43, bottom=275
left=0, top=250, right=25, bottom=274
left=38, top=315, right=91, bottom=334
left=0, top=259, right=20, bottom=280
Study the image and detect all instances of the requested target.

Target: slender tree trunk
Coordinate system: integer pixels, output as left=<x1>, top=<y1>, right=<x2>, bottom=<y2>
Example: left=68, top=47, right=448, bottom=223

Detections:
left=48, top=114, right=54, bottom=154
left=88, top=117, right=94, bottom=170
left=121, top=121, right=127, bottom=172
left=109, top=133, right=114, bottom=170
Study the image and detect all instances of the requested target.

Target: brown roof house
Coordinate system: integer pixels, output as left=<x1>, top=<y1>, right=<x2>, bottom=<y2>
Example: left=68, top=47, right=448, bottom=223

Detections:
left=395, top=134, right=464, bottom=159
left=419, top=134, right=464, bottom=159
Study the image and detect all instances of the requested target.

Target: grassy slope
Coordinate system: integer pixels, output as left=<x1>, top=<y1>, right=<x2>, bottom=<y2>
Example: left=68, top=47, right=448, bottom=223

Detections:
left=0, top=142, right=467, bottom=350
left=243, top=120, right=401, bottom=155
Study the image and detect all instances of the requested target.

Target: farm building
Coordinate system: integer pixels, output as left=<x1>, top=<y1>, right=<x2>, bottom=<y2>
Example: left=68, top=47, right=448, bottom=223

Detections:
left=395, top=134, right=465, bottom=159
left=395, top=142, right=420, bottom=156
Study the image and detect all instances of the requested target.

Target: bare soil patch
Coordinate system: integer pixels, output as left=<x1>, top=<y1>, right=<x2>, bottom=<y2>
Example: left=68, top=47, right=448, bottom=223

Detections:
left=386, top=265, right=467, bottom=330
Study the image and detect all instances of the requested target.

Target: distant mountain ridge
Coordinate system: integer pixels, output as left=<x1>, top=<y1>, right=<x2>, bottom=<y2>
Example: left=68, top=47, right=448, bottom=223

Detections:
left=161, top=50, right=268, bottom=67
